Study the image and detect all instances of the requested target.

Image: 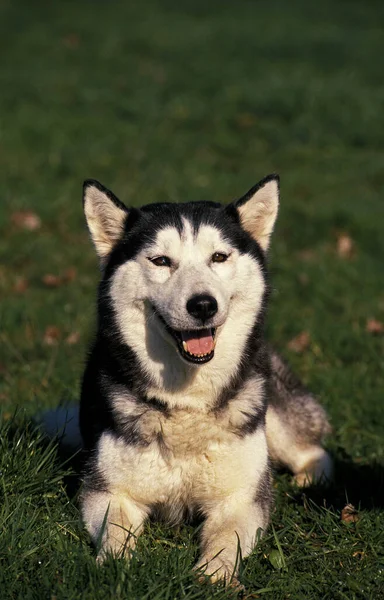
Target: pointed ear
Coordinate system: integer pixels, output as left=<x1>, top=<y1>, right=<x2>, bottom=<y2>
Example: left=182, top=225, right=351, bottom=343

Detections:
left=83, top=179, right=128, bottom=263
left=233, top=174, right=279, bottom=251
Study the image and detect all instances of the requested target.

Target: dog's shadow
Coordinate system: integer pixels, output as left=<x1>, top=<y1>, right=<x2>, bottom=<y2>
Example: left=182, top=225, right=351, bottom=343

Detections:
left=285, top=452, right=384, bottom=511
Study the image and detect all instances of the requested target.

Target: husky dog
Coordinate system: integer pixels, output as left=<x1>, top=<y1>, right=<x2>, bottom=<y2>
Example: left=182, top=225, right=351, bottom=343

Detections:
left=80, top=175, right=332, bottom=583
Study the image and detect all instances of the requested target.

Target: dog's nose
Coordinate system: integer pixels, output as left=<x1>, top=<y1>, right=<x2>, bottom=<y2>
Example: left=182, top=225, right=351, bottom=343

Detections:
left=186, top=294, right=218, bottom=322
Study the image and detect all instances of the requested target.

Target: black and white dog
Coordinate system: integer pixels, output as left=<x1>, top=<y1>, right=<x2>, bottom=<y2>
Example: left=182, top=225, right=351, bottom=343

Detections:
left=78, top=175, right=331, bottom=583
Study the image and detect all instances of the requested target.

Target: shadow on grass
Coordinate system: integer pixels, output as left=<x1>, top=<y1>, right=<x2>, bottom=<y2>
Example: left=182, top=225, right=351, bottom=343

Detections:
left=2, top=410, right=85, bottom=500
left=59, top=447, right=86, bottom=499
left=288, top=453, right=384, bottom=511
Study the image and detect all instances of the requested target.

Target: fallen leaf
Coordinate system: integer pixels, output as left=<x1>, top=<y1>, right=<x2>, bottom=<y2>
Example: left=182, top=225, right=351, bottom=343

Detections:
left=336, top=233, right=354, bottom=259
left=42, top=268, right=77, bottom=288
left=236, top=112, right=256, bottom=128
left=62, top=33, right=80, bottom=48
left=297, top=249, right=316, bottom=262
left=341, top=503, right=359, bottom=523
left=13, top=277, right=29, bottom=293
left=42, top=274, right=62, bottom=287
left=298, top=273, right=309, bottom=286
left=65, top=331, right=80, bottom=345
left=366, top=318, right=384, bottom=334
left=63, top=267, right=77, bottom=282
left=43, top=326, right=61, bottom=346
left=287, top=331, right=310, bottom=353
left=11, top=211, right=41, bottom=231
left=25, top=323, right=34, bottom=342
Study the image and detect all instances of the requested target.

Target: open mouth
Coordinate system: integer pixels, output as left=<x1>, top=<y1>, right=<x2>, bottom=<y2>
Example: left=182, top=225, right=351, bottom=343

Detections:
left=156, top=314, right=216, bottom=364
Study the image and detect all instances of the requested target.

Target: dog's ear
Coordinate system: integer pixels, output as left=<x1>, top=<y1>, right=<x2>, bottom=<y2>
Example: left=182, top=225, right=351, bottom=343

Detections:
left=83, top=180, right=128, bottom=264
left=232, top=174, right=279, bottom=251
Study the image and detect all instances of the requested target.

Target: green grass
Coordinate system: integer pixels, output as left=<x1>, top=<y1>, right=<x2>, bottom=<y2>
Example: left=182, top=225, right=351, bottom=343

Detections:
left=1, top=0, right=383, bottom=597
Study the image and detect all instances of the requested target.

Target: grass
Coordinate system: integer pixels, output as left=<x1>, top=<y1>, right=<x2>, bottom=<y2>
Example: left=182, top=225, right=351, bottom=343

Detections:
left=0, top=0, right=383, bottom=597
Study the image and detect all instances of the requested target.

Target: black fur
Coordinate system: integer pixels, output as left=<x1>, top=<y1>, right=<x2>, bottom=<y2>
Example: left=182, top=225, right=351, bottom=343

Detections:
left=237, top=406, right=267, bottom=437
left=254, top=463, right=273, bottom=519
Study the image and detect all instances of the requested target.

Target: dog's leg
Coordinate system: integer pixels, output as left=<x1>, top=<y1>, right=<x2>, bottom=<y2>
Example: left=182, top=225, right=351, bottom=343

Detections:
left=195, top=466, right=271, bottom=584
left=266, top=406, right=333, bottom=486
left=81, top=489, right=148, bottom=560
left=267, top=350, right=333, bottom=486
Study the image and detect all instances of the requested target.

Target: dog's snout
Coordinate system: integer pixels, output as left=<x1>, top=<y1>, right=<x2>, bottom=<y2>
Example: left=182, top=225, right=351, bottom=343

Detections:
left=186, top=294, right=218, bottom=322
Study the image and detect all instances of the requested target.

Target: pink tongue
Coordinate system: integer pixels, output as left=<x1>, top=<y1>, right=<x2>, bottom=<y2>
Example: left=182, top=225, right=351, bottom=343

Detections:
left=181, top=328, right=214, bottom=355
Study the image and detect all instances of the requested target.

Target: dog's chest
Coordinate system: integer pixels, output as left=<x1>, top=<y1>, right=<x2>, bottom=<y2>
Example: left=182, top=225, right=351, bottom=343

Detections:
left=97, top=401, right=262, bottom=507
left=140, top=407, right=235, bottom=455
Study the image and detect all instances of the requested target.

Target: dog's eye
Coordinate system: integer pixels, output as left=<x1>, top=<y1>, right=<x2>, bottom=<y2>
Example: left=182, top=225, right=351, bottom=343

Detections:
left=211, top=252, right=229, bottom=263
left=149, top=256, right=172, bottom=267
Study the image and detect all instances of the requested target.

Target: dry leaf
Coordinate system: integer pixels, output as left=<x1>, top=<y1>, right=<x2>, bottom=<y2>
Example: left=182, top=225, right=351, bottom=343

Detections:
left=366, top=318, right=384, bottom=334
left=43, top=326, right=61, bottom=346
left=298, top=273, right=309, bottom=286
left=341, top=503, right=359, bottom=523
left=13, top=277, right=29, bottom=293
left=25, top=323, right=34, bottom=342
left=11, top=211, right=41, bottom=231
left=336, top=233, right=354, bottom=259
left=62, top=33, right=80, bottom=48
left=42, top=274, right=62, bottom=287
left=236, top=112, right=256, bottom=128
left=287, top=331, right=310, bottom=353
left=63, top=267, right=77, bottom=282
left=297, top=249, right=316, bottom=262
left=42, top=268, right=77, bottom=288
left=65, top=331, right=80, bottom=345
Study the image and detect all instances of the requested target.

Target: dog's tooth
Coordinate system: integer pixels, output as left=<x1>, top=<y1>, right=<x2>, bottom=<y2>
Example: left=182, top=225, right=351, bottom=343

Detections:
left=182, top=341, right=188, bottom=352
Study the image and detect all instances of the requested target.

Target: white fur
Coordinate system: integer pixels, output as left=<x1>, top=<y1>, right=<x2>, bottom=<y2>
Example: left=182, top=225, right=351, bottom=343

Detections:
left=110, top=222, right=265, bottom=410
left=83, top=418, right=269, bottom=575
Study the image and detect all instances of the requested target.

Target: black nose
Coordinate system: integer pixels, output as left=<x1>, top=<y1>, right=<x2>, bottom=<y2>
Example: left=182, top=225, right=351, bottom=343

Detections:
left=186, top=294, right=218, bottom=322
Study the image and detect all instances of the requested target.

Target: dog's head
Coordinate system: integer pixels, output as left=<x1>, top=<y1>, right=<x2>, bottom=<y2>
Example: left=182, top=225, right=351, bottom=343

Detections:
left=83, top=176, right=279, bottom=370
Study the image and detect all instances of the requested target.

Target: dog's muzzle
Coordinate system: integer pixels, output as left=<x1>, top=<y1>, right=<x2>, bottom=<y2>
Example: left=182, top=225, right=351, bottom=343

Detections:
left=155, top=312, right=217, bottom=365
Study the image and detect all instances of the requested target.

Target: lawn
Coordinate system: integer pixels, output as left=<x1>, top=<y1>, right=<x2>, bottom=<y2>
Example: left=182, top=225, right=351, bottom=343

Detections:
left=0, top=0, right=383, bottom=598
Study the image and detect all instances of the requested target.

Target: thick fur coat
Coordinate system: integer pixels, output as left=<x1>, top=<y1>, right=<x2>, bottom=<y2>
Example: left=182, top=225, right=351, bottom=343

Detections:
left=79, top=175, right=332, bottom=583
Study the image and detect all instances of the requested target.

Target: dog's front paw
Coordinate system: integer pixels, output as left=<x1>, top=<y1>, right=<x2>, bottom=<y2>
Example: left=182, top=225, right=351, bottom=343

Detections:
left=96, top=545, right=130, bottom=564
left=96, top=533, right=137, bottom=564
left=195, top=555, right=240, bottom=586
